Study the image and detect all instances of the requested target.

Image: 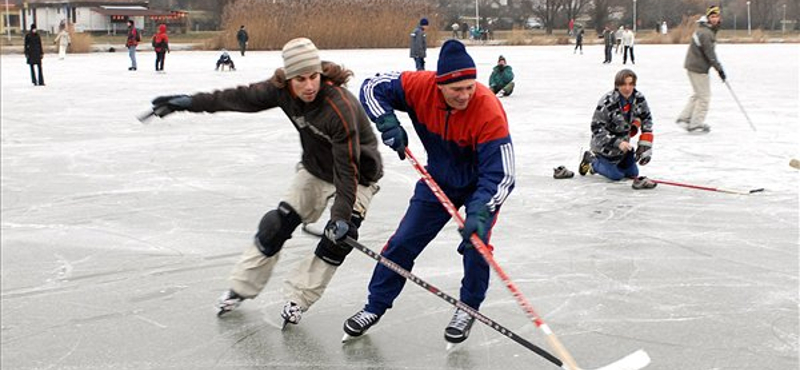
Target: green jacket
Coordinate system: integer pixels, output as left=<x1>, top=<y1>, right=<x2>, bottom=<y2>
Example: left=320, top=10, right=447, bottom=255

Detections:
left=684, top=20, right=722, bottom=74
left=489, top=65, right=514, bottom=89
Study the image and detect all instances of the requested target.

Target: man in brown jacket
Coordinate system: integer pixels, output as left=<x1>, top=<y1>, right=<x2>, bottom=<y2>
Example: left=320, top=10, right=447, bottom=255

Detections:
left=148, top=38, right=383, bottom=327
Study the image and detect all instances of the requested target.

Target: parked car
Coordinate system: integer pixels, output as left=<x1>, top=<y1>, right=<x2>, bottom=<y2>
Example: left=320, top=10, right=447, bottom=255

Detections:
left=525, top=17, right=543, bottom=29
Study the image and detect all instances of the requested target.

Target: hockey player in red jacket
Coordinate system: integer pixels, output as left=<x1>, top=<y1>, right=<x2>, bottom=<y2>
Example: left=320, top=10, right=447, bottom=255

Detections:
left=344, top=39, right=515, bottom=345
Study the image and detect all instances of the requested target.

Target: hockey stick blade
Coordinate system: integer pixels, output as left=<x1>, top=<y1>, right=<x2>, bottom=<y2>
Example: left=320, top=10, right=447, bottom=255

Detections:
left=137, top=109, right=156, bottom=124
left=790, top=158, right=800, bottom=170
left=589, top=349, right=650, bottom=370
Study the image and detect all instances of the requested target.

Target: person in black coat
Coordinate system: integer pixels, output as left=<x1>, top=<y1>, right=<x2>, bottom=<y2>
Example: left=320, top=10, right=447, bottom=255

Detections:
left=24, top=23, right=45, bottom=86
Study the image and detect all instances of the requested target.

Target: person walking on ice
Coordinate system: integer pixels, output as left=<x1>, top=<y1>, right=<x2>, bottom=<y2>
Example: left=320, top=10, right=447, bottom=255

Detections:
left=53, top=27, right=71, bottom=60
left=579, top=69, right=657, bottom=190
left=410, top=18, right=429, bottom=70
left=146, top=38, right=383, bottom=327
left=24, top=23, right=45, bottom=86
left=343, top=39, right=515, bottom=346
left=152, top=24, right=170, bottom=72
left=236, top=25, right=249, bottom=56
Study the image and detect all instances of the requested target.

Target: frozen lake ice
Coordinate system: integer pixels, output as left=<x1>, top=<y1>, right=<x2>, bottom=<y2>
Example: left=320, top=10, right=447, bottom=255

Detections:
left=1, top=43, right=798, bottom=369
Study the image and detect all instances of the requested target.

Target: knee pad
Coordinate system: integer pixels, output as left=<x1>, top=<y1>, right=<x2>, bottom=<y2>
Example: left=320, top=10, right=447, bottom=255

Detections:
left=314, top=214, right=362, bottom=266
left=254, top=202, right=302, bottom=257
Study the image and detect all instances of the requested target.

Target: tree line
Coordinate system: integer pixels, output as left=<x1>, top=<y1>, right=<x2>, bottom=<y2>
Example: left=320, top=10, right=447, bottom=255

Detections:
left=437, top=0, right=798, bottom=34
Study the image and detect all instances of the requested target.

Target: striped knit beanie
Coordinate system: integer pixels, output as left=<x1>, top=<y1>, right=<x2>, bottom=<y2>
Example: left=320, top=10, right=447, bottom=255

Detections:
left=436, top=40, right=476, bottom=85
left=282, top=38, right=322, bottom=80
left=706, top=5, right=720, bottom=17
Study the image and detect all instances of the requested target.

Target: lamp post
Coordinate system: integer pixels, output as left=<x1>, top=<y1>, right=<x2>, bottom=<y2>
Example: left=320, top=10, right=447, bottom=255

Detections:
left=783, top=4, right=787, bottom=33
left=5, top=0, right=10, bottom=41
left=746, top=0, right=751, bottom=35
left=475, top=0, right=479, bottom=30
left=633, top=0, right=637, bottom=32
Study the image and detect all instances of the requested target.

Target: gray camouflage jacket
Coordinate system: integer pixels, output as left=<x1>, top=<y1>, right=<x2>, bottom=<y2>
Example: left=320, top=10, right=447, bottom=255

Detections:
left=684, top=19, right=723, bottom=74
left=409, top=25, right=426, bottom=58
left=590, top=89, right=654, bottom=163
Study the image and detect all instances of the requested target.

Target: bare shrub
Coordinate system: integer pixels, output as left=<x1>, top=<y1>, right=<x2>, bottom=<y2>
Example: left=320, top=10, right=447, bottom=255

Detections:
left=69, top=32, right=93, bottom=53
left=555, top=36, right=570, bottom=45
left=505, top=29, right=532, bottom=45
left=670, top=15, right=699, bottom=44
left=749, top=29, right=767, bottom=43
left=215, top=0, right=437, bottom=50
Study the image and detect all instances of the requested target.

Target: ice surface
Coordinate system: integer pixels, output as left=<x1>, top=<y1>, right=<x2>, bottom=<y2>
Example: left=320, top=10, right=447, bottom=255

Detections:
left=2, top=43, right=798, bottom=370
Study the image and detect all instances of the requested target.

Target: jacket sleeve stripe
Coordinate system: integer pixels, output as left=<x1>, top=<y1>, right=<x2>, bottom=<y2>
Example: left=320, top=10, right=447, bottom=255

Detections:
left=487, top=143, right=515, bottom=212
left=362, top=71, right=401, bottom=119
left=325, top=96, right=359, bottom=190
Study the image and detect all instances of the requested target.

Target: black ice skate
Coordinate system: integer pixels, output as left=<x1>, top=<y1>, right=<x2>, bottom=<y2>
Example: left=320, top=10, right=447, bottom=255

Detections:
left=444, top=308, right=475, bottom=350
left=216, top=289, right=245, bottom=317
left=280, top=301, right=303, bottom=330
left=342, top=310, right=380, bottom=342
left=579, top=151, right=595, bottom=176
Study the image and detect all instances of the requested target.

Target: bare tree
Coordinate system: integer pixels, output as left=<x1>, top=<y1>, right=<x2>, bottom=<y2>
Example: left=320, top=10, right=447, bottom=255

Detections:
left=750, top=0, right=779, bottom=29
left=563, top=0, right=591, bottom=26
left=530, top=0, right=564, bottom=34
left=589, top=0, right=611, bottom=33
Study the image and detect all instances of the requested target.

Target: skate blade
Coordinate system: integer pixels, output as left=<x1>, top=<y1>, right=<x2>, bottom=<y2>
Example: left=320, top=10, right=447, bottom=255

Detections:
left=341, top=333, right=362, bottom=343
left=445, top=342, right=458, bottom=351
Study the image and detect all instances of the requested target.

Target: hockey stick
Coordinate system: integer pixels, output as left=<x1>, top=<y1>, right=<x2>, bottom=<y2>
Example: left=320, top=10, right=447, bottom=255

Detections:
left=404, top=148, right=649, bottom=370
left=724, top=80, right=757, bottom=132
left=342, top=237, right=570, bottom=368
left=137, top=109, right=156, bottom=124
left=651, top=179, right=764, bottom=195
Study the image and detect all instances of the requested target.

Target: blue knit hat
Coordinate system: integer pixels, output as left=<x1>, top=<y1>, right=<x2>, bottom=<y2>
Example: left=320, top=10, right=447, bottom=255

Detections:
left=436, top=40, right=476, bottom=85
left=420, top=18, right=429, bottom=26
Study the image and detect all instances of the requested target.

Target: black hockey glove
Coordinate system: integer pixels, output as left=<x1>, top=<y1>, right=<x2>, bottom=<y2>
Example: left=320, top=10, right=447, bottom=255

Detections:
left=460, top=202, right=491, bottom=244
left=717, top=69, right=726, bottom=82
left=324, top=219, right=358, bottom=245
left=151, top=94, right=192, bottom=118
left=375, top=114, right=408, bottom=160
left=635, top=140, right=652, bottom=166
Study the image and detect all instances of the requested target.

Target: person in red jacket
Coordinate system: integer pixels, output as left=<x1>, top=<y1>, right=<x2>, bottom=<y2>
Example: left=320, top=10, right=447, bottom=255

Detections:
left=152, top=24, right=170, bottom=72
left=344, top=39, right=516, bottom=345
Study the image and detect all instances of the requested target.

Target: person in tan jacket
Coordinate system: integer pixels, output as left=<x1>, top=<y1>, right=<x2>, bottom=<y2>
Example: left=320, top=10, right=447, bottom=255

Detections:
left=676, top=6, right=726, bottom=133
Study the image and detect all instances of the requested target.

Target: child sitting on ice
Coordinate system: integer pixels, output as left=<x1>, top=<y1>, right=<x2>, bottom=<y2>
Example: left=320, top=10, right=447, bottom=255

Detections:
left=215, top=50, right=236, bottom=71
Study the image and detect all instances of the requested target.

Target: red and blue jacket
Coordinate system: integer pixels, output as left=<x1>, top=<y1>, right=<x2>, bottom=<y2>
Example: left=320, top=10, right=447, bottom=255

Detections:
left=360, top=71, right=515, bottom=212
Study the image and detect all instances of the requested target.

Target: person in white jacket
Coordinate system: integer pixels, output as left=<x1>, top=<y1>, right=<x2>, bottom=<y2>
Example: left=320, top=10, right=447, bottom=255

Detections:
left=53, top=28, right=71, bottom=60
left=622, top=26, right=635, bottom=64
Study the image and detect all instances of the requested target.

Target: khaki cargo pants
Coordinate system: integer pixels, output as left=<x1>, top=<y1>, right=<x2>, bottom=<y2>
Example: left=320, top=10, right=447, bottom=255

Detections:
left=228, top=164, right=379, bottom=310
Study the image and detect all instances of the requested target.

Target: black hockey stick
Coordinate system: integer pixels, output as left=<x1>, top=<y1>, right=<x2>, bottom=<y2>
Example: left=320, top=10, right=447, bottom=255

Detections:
left=137, top=109, right=156, bottom=123
left=342, top=237, right=566, bottom=368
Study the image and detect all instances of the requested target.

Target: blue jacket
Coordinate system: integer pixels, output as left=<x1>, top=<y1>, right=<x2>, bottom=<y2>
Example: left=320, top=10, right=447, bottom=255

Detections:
left=361, top=71, right=515, bottom=212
